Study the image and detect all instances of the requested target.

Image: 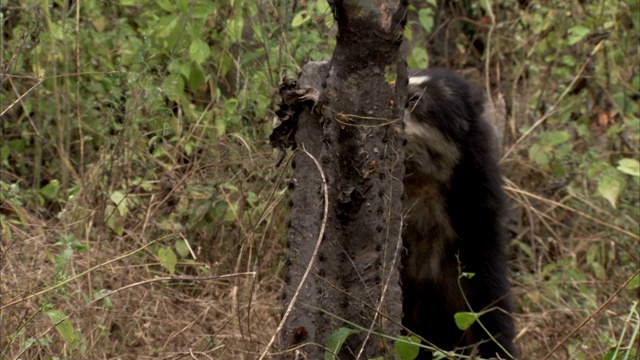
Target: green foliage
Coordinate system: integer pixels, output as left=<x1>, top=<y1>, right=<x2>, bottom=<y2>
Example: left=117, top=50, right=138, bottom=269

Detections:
left=325, top=328, right=422, bottom=360
left=393, top=335, right=422, bottom=360
left=39, top=180, right=61, bottom=201
left=617, top=158, right=640, bottom=177
left=514, top=0, right=640, bottom=211
left=527, top=130, right=571, bottom=172
left=602, top=348, right=638, bottom=360
left=292, top=10, right=312, bottom=28
left=453, top=311, right=478, bottom=331
left=157, top=247, right=177, bottom=275
left=404, top=1, right=437, bottom=69
left=600, top=302, right=639, bottom=360
left=324, top=327, right=361, bottom=360
left=52, top=234, right=88, bottom=279
left=2, top=0, right=317, bottom=356
left=174, top=238, right=191, bottom=259
left=93, top=289, right=113, bottom=309
left=594, top=163, right=626, bottom=209
left=628, top=274, right=640, bottom=291
left=44, top=309, right=77, bottom=348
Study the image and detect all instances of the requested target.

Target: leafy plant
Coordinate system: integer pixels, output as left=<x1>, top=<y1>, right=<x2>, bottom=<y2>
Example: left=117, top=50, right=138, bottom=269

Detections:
left=325, top=327, right=422, bottom=360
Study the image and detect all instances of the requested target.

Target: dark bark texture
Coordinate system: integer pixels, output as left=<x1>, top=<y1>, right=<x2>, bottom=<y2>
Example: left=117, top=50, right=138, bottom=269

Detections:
left=273, top=1, right=408, bottom=359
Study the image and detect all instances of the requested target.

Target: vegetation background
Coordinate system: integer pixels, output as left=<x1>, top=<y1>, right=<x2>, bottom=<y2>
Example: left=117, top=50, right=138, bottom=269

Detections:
left=1, top=0, right=638, bottom=359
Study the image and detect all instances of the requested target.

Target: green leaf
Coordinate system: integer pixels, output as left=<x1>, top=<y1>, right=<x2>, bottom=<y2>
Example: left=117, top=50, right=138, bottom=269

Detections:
left=602, top=347, right=638, bottom=360
left=292, top=10, right=311, bottom=28
left=39, top=180, right=60, bottom=201
left=544, top=130, right=570, bottom=146
left=461, top=272, right=475, bottom=279
left=45, top=310, right=76, bottom=345
left=9, top=138, right=26, bottom=152
left=612, top=92, right=637, bottom=115
left=162, top=73, right=185, bottom=101
left=0, top=143, right=9, bottom=165
left=70, top=239, right=88, bottom=252
left=561, top=54, right=575, bottom=67
left=316, top=0, right=330, bottom=17
left=408, top=47, right=429, bottom=69
left=617, top=158, right=640, bottom=177
left=454, top=311, right=477, bottom=330
left=156, top=15, right=182, bottom=39
left=176, top=0, right=189, bottom=13
left=184, top=142, right=194, bottom=157
left=0, top=216, right=11, bottom=243
left=227, top=18, right=245, bottom=40
left=394, top=335, right=421, bottom=360
left=55, top=248, right=73, bottom=274
left=105, top=205, right=124, bottom=236
left=246, top=192, right=258, bottom=207
left=110, top=190, right=129, bottom=216
left=213, top=202, right=228, bottom=218
left=403, top=26, right=413, bottom=41
left=517, top=241, right=533, bottom=258
left=189, top=38, right=211, bottom=65
left=175, top=238, right=191, bottom=259
left=324, top=327, right=360, bottom=360
left=432, top=350, right=448, bottom=360
left=568, top=25, right=590, bottom=45
left=94, top=289, right=113, bottom=308
left=109, top=190, right=125, bottom=205
left=173, top=60, right=192, bottom=79
left=224, top=202, right=239, bottom=222
left=590, top=262, right=606, bottom=280
left=632, top=75, right=640, bottom=92
left=186, top=64, right=206, bottom=92
left=596, top=170, right=626, bottom=208
left=418, top=9, right=434, bottom=32
left=528, top=143, right=551, bottom=167
left=156, top=0, right=174, bottom=12
left=627, top=273, right=640, bottom=290
left=158, top=247, right=177, bottom=275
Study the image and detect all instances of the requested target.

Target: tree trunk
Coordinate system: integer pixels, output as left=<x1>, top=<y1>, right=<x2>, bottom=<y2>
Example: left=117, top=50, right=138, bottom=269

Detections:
left=272, top=1, right=408, bottom=358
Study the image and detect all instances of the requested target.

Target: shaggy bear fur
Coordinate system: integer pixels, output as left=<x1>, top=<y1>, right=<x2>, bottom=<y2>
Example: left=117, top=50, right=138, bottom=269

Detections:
left=402, top=68, right=517, bottom=359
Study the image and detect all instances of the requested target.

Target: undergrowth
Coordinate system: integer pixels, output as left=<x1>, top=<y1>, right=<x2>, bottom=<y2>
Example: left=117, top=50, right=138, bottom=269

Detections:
left=1, top=0, right=638, bottom=359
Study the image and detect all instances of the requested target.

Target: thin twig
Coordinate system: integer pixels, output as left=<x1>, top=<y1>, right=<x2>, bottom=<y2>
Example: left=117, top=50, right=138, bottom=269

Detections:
left=541, top=269, right=640, bottom=360
left=504, top=185, right=639, bottom=240
left=501, top=41, right=605, bottom=161
left=1, top=240, right=157, bottom=310
left=0, top=78, right=46, bottom=118
left=16, top=273, right=255, bottom=360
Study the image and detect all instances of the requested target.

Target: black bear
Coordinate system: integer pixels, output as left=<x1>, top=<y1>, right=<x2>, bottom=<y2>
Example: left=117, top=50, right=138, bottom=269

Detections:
left=402, top=68, right=517, bottom=359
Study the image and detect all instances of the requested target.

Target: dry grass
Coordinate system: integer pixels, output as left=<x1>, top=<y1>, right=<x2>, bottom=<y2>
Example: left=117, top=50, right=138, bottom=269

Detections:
left=2, top=138, right=638, bottom=360
left=502, top=165, right=639, bottom=360
left=1, top=143, right=288, bottom=359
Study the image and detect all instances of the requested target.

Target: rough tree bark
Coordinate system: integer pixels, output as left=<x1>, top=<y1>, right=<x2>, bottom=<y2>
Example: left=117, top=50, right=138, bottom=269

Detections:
left=270, top=1, right=408, bottom=359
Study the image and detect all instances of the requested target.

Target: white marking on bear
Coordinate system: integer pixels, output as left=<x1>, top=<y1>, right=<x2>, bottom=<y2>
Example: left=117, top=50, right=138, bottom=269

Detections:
left=408, top=75, right=431, bottom=86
